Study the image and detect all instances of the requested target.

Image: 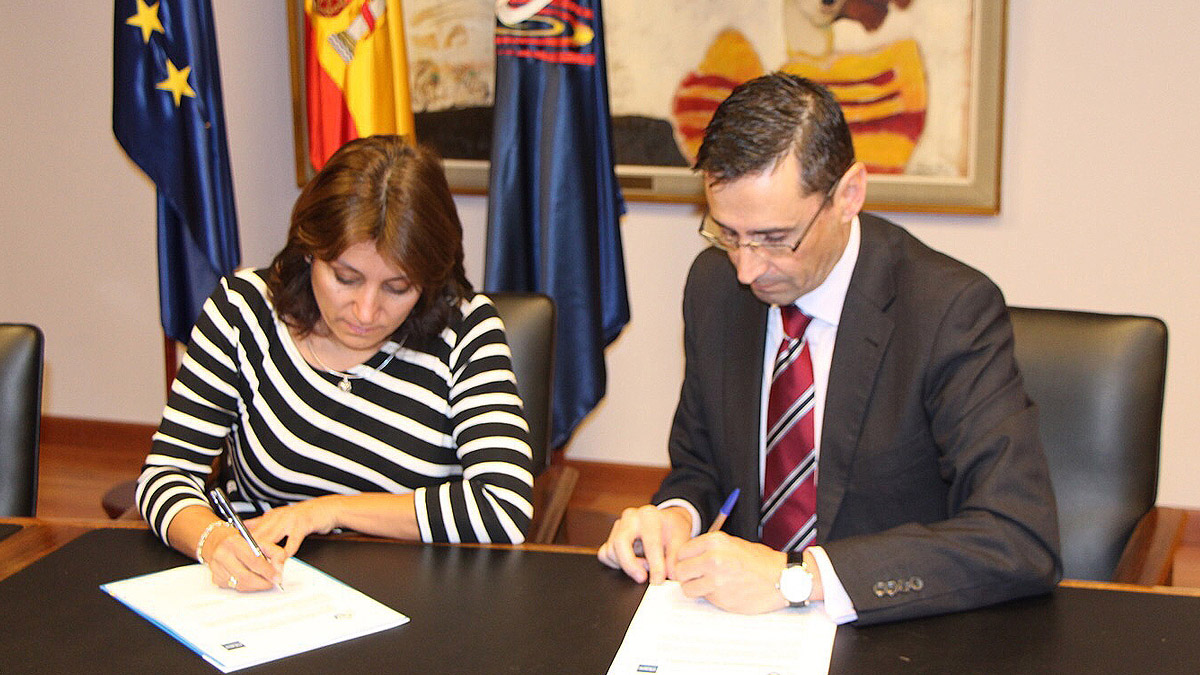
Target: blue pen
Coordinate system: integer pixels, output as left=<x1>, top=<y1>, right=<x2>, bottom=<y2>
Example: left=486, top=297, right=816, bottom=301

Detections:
left=707, top=488, right=741, bottom=533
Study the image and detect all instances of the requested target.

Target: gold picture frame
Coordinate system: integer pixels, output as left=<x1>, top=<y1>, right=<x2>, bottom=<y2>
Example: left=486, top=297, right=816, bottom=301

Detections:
left=289, top=0, right=1007, bottom=214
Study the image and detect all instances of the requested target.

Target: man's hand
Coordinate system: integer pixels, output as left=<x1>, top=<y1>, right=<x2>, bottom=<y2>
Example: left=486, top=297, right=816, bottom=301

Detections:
left=597, top=505, right=692, bottom=584
left=673, top=532, right=790, bottom=614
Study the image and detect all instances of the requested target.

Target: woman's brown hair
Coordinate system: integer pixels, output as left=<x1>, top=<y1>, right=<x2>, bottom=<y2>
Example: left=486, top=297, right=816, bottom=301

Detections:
left=267, top=135, right=472, bottom=341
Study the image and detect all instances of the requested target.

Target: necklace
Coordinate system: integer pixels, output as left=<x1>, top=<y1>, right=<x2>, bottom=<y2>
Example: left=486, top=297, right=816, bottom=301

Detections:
left=306, top=335, right=403, bottom=392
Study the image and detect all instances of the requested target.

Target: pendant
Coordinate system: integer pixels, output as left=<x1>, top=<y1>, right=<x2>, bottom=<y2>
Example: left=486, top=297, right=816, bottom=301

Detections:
left=338, top=378, right=352, bottom=392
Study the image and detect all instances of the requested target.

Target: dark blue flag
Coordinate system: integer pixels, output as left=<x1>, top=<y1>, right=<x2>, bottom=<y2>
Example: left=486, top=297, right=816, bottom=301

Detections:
left=486, top=0, right=629, bottom=450
left=114, top=0, right=239, bottom=342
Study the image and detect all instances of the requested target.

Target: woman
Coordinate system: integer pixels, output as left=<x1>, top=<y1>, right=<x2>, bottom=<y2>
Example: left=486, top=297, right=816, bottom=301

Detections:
left=137, top=136, right=534, bottom=592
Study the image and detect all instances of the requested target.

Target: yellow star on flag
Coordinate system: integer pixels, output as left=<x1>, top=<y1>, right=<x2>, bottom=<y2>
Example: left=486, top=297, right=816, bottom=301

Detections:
left=126, top=0, right=165, bottom=44
left=157, top=59, right=196, bottom=107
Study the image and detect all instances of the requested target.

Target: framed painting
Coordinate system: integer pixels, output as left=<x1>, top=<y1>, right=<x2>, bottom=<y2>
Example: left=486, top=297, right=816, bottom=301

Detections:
left=290, top=0, right=1007, bottom=213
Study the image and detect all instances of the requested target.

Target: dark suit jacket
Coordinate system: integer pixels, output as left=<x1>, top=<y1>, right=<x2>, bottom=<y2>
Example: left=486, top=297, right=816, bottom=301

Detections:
left=654, top=213, right=1062, bottom=625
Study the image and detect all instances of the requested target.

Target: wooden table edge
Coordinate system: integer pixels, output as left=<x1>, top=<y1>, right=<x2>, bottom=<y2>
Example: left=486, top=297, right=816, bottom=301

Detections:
left=12, top=518, right=1197, bottom=597
left=0, top=517, right=600, bottom=582
left=1059, top=578, right=1200, bottom=597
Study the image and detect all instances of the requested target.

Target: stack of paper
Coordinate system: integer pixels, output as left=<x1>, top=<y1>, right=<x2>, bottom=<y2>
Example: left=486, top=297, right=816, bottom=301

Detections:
left=102, top=559, right=408, bottom=672
left=607, top=581, right=836, bottom=675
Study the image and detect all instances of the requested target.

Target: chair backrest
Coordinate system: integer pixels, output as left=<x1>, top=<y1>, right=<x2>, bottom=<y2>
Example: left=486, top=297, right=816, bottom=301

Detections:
left=0, top=323, right=44, bottom=516
left=1008, top=307, right=1167, bottom=581
left=489, top=293, right=555, bottom=476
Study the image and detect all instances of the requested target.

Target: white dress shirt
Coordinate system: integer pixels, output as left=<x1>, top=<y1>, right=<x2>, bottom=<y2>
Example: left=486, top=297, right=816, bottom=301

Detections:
left=661, top=216, right=862, bottom=624
left=761, top=217, right=860, bottom=624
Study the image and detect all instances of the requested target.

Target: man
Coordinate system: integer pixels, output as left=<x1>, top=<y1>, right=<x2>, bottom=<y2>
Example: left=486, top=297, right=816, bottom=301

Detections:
left=598, top=73, right=1061, bottom=626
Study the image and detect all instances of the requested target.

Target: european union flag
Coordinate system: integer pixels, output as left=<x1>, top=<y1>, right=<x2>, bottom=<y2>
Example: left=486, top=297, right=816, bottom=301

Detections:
left=113, top=0, right=240, bottom=342
left=486, top=0, right=629, bottom=450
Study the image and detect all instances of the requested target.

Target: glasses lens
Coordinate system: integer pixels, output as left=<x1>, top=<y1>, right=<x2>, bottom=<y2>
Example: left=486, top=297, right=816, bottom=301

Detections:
left=700, top=215, right=736, bottom=251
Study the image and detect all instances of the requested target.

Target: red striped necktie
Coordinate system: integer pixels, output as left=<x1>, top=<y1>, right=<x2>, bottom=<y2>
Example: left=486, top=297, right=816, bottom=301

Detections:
left=760, top=305, right=818, bottom=552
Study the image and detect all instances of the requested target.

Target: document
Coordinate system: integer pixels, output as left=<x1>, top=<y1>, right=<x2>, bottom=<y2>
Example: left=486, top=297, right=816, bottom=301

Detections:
left=101, top=559, right=408, bottom=673
left=607, top=581, right=836, bottom=675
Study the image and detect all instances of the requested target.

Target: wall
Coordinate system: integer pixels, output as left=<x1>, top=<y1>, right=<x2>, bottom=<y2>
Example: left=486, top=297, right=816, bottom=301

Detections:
left=2, top=3, right=1198, bottom=506
left=0, top=3, right=296, bottom=415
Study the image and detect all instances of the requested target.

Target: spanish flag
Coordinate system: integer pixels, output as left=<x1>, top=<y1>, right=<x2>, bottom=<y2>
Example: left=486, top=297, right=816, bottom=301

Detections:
left=304, top=0, right=414, bottom=171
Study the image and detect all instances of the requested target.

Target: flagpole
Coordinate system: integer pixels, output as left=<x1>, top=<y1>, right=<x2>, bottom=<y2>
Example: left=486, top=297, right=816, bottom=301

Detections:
left=163, top=334, right=178, bottom=397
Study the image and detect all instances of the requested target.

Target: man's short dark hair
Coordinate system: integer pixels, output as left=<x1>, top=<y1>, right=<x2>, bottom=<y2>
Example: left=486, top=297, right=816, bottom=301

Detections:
left=695, top=72, right=855, bottom=195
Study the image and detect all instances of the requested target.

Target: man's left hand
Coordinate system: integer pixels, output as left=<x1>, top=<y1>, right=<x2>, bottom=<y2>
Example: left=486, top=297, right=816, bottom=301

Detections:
left=673, top=532, right=789, bottom=614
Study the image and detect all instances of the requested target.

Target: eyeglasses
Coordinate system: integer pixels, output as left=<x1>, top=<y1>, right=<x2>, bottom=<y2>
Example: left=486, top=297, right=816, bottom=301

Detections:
left=698, top=177, right=840, bottom=257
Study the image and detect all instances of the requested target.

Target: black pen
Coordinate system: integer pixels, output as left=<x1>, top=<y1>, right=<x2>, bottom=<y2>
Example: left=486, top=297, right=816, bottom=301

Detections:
left=209, top=487, right=283, bottom=591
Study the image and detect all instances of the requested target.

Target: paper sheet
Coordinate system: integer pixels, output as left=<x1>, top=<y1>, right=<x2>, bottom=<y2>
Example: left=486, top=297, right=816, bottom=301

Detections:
left=607, top=581, right=836, bottom=675
left=101, top=559, right=408, bottom=672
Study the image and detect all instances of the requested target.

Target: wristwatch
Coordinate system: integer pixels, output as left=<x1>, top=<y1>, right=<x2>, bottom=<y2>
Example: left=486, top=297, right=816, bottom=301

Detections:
left=777, top=555, right=814, bottom=607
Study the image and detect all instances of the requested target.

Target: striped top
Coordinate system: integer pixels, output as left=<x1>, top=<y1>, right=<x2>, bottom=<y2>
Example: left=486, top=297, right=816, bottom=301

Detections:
left=137, top=269, right=534, bottom=545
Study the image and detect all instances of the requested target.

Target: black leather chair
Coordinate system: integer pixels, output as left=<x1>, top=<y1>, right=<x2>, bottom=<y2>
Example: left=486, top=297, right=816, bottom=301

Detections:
left=489, top=293, right=577, bottom=544
left=1008, top=307, right=1180, bottom=583
left=0, top=323, right=44, bottom=517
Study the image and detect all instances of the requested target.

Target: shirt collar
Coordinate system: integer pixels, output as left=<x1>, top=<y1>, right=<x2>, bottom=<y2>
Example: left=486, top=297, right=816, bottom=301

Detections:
left=793, top=215, right=860, bottom=328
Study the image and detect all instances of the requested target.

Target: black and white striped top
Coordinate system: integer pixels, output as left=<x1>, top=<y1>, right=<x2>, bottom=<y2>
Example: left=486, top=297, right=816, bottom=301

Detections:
left=137, top=269, right=534, bottom=545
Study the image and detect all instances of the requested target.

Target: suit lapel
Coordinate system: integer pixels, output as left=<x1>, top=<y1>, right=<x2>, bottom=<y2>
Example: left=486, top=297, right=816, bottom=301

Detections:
left=817, top=215, right=896, bottom=541
left=722, top=285, right=768, bottom=539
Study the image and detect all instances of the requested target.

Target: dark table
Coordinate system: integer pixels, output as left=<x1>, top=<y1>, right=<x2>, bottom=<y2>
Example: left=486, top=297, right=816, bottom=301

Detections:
left=3, top=521, right=1200, bottom=674
left=0, top=526, right=642, bottom=674
left=832, top=584, right=1200, bottom=673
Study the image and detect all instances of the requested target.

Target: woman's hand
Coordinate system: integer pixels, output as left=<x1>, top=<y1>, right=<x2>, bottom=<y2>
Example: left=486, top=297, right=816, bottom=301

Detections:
left=198, top=521, right=286, bottom=592
left=246, top=496, right=342, bottom=559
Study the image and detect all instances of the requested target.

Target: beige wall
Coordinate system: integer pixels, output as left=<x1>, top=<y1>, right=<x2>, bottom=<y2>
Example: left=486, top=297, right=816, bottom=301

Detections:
left=3, top=4, right=1198, bottom=506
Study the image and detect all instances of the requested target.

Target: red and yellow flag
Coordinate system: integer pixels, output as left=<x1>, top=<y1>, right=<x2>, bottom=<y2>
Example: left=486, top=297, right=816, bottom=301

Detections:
left=305, top=0, right=414, bottom=171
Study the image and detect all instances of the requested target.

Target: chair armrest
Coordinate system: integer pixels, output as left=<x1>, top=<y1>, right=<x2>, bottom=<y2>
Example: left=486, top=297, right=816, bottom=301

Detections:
left=529, top=464, right=579, bottom=545
left=1112, top=506, right=1188, bottom=585
left=102, top=480, right=139, bottom=520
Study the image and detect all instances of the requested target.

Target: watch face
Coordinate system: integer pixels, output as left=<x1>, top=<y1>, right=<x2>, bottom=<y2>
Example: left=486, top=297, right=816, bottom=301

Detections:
left=781, top=565, right=813, bottom=604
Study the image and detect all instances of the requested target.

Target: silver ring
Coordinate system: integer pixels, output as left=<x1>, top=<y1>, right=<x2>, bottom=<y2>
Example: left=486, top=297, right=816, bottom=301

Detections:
left=228, top=575, right=238, bottom=589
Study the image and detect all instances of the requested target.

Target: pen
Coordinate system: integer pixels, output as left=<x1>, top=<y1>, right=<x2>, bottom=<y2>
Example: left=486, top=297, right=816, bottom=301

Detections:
left=630, top=488, right=742, bottom=558
left=707, top=488, right=741, bottom=533
left=209, top=487, right=283, bottom=591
